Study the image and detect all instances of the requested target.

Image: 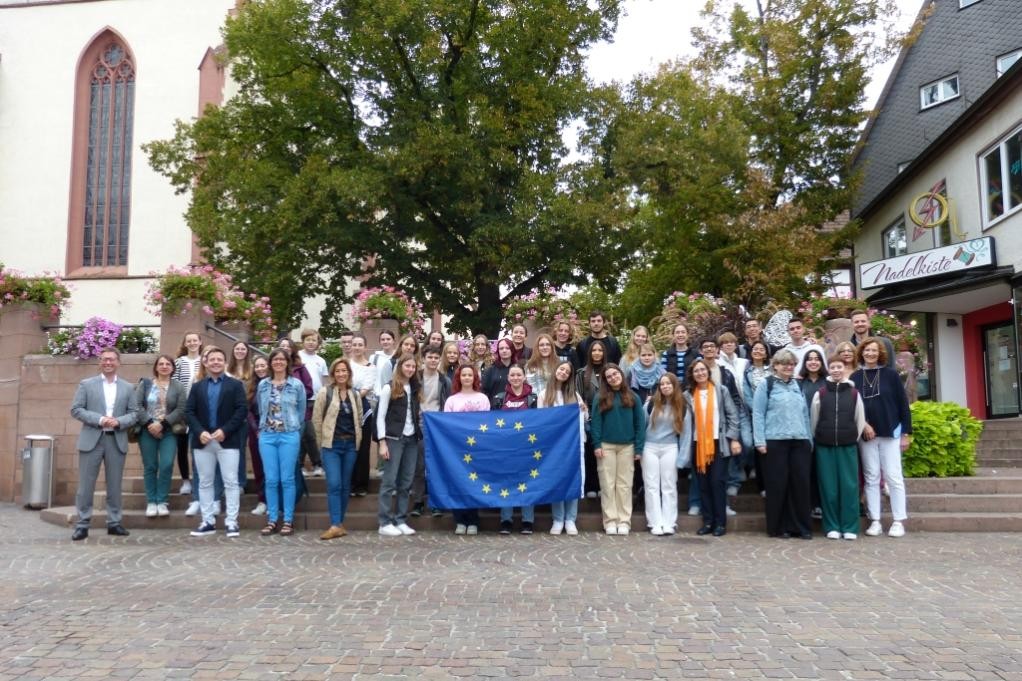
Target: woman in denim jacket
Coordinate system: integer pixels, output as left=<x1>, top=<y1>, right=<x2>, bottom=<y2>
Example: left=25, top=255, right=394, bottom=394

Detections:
left=752, top=349, right=814, bottom=539
left=256, top=348, right=307, bottom=536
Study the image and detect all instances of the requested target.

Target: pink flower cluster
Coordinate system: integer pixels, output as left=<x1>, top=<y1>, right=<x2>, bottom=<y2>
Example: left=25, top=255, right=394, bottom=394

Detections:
left=503, top=288, right=577, bottom=327
left=353, top=286, right=426, bottom=335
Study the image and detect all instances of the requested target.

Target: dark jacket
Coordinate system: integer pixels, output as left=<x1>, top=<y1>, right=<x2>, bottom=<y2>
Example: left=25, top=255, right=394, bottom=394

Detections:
left=577, top=334, right=622, bottom=366
left=851, top=366, right=912, bottom=438
left=381, top=387, right=422, bottom=440
left=813, top=380, right=861, bottom=446
left=554, top=343, right=578, bottom=370
left=482, top=362, right=513, bottom=403
left=131, top=377, right=186, bottom=432
left=492, top=391, right=538, bottom=410
left=661, top=345, right=700, bottom=381
left=185, top=375, right=248, bottom=450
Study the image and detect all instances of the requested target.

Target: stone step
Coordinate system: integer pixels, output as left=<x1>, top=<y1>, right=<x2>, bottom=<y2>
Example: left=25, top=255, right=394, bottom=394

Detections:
left=903, top=471, right=1022, bottom=493
left=37, top=505, right=1022, bottom=534
left=977, top=418, right=1022, bottom=430
left=976, top=459, right=1022, bottom=470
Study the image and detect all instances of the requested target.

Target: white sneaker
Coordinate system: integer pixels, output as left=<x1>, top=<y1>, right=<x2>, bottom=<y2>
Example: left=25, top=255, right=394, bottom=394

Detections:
left=865, top=520, right=883, bottom=537
left=378, top=524, right=402, bottom=537
left=826, top=530, right=841, bottom=540
left=145, top=503, right=157, bottom=518
left=312, top=466, right=325, bottom=477
left=564, top=521, right=578, bottom=536
left=688, top=506, right=700, bottom=516
left=617, top=525, right=630, bottom=536
left=726, top=485, right=739, bottom=497
left=650, top=526, right=664, bottom=536
left=251, top=502, right=267, bottom=516
left=396, top=523, right=416, bottom=536
left=185, top=501, right=200, bottom=516
left=888, top=521, right=905, bottom=538
left=605, top=522, right=618, bottom=535
left=156, top=503, right=169, bottom=517
left=301, top=467, right=312, bottom=477
left=549, top=521, right=564, bottom=535
left=454, top=523, right=467, bottom=535
left=725, top=506, right=737, bottom=517
left=842, top=532, right=858, bottom=540
left=466, top=525, right=478, bottom=535
left=585, top=491, right=598, bottom=499
left=179, top=480, right=192, bottom=495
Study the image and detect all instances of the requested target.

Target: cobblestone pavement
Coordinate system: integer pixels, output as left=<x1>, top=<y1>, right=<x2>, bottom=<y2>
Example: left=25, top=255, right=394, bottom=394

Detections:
left=1, top=504, right=1021, bottom=680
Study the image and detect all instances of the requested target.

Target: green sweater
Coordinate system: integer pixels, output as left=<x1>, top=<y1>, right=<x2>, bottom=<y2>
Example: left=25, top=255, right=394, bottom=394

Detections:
left=590, top=391, right=646, bottom=453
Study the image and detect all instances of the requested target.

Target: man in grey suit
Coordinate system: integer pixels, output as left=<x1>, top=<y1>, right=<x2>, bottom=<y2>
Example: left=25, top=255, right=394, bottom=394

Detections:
left=70, top=347, right=138, bottom=541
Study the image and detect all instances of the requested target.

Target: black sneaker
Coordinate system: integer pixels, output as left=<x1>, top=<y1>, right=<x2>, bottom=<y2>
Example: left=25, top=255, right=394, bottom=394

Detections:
left=410, top=503, right=424, bottom=518
left=431, top=507, right=444, bottom=518
left=811, top=507, right=823, bottom=520
left=226, top=524, right=240, bottom=538
left=520, top=522, right=533, bottom=535
left=190, top=522, right=216, bottom=537
left=499, top=520, right=512, bottom=535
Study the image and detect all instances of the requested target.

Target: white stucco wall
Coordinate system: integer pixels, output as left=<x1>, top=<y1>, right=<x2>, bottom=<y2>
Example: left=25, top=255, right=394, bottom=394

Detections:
left=0, top=0, right=236, bottom=325
left=856, top=86, right=1022, bottom=287
left=934, top=313, right=967, bottom=406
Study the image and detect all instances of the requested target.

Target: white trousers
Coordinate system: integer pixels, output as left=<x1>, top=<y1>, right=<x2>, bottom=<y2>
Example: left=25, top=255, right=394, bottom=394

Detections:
left=641, top=441, right=678, bottom=531
left=859, top=436, right=907, bottom=521
left=195, top=444, right=240, bottom=526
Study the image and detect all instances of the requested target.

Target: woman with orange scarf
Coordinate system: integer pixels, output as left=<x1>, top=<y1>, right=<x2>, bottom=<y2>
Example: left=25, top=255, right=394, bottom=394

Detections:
left=683, top=359, right=741, bottom=537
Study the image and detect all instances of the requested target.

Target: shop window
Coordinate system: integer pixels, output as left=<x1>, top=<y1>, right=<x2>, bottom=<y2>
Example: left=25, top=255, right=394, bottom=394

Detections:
left=980, top=124, right=1022, bottom=226
left=920, top=74, right=959, bottom=110
left=882, top=219, right=907, bottom=258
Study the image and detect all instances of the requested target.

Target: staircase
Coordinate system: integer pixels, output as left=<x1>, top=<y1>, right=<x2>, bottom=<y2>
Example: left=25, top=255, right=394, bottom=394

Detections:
left=975, top=417, right=1022, bottom=469
left=38, top=466, right=1022, bottom=534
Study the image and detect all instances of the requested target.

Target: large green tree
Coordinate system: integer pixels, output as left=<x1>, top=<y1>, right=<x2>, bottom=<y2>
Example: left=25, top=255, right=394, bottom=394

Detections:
left=147, top=0, right=631, bottom=336
left=607, top=0, right=898, bottom=321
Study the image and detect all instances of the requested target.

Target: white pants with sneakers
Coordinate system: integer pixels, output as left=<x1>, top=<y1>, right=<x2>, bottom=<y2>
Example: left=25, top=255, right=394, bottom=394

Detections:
left=195, top=444, right=240, bottom=526
left=641, top=441, right=678, bottom=531
left=859, top=436, right=906, bottom=522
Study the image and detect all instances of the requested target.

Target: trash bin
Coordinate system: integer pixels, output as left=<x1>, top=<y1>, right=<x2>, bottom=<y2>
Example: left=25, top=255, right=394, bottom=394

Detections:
left=22, top=434, right=55, bottom=510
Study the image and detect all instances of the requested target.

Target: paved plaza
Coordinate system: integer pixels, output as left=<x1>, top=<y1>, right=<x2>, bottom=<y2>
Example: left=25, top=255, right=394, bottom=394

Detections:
left=1, top=504, right=1020, bottom=680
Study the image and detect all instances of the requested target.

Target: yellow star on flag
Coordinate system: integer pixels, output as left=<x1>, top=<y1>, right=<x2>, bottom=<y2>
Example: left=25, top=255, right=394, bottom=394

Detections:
left=467, top=436, right=476, bottom=446
left=533, top=450, right=542, bottom=460
left=469, top=472, right=478, bottom=481
left=463, top=454, right=472, bottom=463
left=495, top=418, right=506, bottom=428
left=500, top=488, right=510, bottom=498
left=479, top=423, right=488, bottom=432
left=482, top=484, right=491, bottom=494
left=514, top=422, right=524, bottom=431
left=528, top=433, right=537, bottom=443
left=517, top=482, right=527, bottom=492
left=530, top=469, right=539, bottom=479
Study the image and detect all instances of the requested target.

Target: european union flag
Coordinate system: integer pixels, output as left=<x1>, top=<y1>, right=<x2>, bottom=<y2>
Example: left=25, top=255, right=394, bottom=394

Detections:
left=422, top=404, right=583, bottom=510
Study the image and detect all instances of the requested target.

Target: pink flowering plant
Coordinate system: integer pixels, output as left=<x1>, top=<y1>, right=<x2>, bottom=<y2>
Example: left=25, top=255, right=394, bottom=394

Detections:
left=352, top=286, right=425, bottom=335
left=502, top=288, right=578, bottom=330
left=797, top=294, right=920, bottom=355
left=651, top=291, right=744, bottom=346
left=144, top=264, right=276, bottom=340
left=0, top=262, right=71, bottom=319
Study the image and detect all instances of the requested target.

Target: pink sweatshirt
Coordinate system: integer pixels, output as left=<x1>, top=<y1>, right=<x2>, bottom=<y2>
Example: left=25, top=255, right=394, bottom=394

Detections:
left=444, top=391, right=491, bottom=412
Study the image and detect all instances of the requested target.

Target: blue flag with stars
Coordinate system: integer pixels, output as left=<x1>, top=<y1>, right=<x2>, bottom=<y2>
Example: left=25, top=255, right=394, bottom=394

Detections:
left=422, top=404, right=583, bottom=510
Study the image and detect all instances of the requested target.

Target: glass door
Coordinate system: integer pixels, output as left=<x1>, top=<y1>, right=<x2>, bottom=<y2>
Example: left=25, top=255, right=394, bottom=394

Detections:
left=983, top=322, right=1020, bottom=418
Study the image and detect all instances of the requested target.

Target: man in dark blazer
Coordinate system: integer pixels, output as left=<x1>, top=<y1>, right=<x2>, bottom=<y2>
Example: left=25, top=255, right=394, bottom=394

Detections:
left=185, top=346, right=248, bottom=537
left=70, top=347, right=138, bottom=541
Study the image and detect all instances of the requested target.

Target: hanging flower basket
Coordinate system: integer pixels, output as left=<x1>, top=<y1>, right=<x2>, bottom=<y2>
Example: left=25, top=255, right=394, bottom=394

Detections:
left=353, top=286, right=425, bottom=336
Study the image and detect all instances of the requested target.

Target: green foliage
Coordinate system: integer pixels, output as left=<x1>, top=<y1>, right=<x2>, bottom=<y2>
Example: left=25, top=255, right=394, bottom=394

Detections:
left=146, top=0, right=633, bottom=337
left=116, top=327, right=158, bottom=354
left=502, top=289, right=579, bottom=332
left=0, top=262, right=71, bottom=318
left=319, top=340, right=343, bottom=368
left=903, top=401, right=982, bottom=478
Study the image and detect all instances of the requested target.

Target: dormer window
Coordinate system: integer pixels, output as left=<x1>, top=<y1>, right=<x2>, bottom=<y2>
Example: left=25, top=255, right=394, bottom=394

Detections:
left=920, top=74, right=960, bottom=109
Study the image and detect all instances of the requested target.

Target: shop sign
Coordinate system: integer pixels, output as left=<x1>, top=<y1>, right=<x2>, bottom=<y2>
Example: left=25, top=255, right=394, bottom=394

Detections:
left=859, top=237, right=995, bottom=290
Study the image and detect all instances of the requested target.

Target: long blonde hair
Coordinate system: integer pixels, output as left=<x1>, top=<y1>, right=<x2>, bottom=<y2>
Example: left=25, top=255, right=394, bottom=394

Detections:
left=543, top=361, right=579, bottom=407
left=468, top=334, right=492, bottom=369
left=526, top=333, right=559, bottom=376
left=390, top=354, right=420, bottom=397
left=621, top=325, right=650, bottom=367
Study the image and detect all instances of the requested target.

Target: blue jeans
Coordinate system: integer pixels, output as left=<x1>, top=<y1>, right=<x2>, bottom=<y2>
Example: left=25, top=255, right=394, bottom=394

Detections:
left=378, top=435, right=419, bottom=526
left=321, top=439, right=357, bottom=525
left=259, top=430, right=301, bottom=523
left=551, top=499, right=578, bottom=523
left=500, top=506, right=535, bottom=523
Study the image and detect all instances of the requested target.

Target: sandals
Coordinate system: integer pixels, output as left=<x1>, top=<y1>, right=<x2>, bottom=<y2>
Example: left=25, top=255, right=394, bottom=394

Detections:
left=280, top=522, right=294, bottom=536
left=260, top=522, right=278, bottom=536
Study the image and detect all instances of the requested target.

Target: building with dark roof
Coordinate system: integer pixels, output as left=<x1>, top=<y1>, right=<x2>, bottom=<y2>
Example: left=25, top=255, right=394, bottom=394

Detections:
left=851, top=0, right=1022, bottom=418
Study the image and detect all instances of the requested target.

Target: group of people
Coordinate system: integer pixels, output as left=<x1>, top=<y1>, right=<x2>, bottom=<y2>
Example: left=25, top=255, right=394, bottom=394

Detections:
left=69, top=307, right=913, bottom=542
